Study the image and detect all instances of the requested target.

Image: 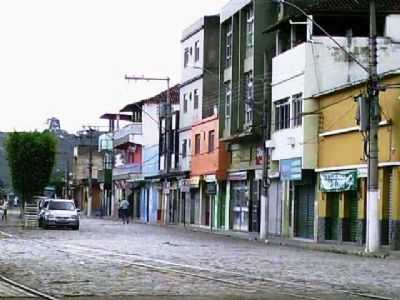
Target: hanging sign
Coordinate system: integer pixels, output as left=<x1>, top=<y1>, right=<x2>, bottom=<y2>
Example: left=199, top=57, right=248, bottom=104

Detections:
left=204, top=174, right=217, bottom=183
left=280, top=158, right=302, bottom=181
left=255, top=169, right=263, bottom=180
left=190, top=176, right=201, bottom=188
left=228, top=171, right=247, bottom=181
left=320, top=170, right=357, bottom=192
left=206, top=183, right=217, bottom=195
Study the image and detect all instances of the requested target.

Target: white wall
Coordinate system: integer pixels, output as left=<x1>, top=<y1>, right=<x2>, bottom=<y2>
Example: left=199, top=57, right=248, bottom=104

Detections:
left=181, top=30, right=204, bottom=82
left=142, top=102, right=159, bottom=147
left=180, top=79, right=203, bottom=128
left=179, top=129, right=192, bottom=172
left=271, top=34, right=400, bottom=170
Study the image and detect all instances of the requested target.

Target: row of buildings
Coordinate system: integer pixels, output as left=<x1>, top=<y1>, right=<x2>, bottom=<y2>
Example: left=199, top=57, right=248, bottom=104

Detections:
left=73, top=0, right=400, bottom=250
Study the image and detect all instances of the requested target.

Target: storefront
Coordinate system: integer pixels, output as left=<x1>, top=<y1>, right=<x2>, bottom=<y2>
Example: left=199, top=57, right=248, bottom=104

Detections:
left=229, top=172, right=249, bottom=232
left=190, top=176, right=201, bottom=225
left=319, top=169, right=360, bottom=243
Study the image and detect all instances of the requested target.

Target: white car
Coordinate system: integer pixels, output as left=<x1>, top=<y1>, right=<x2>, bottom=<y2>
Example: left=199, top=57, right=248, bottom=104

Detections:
left=41, top=199, right=80, bottom=230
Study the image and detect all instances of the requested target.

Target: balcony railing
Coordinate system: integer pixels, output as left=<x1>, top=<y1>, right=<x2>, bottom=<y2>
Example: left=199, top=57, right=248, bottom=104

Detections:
left=114, top=123, right=142, bottom=141
left=113, top=163, right=142, bottom=178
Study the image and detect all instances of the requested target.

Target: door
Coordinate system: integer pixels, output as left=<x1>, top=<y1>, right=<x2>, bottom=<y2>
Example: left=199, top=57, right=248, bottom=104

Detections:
left=268, top=180, right=282, bottom=236
left=231, top=181, right=249, bottom=232
left=190, top=190, right=195, bottom=224
left=218, top=184, right=226, bottom=229
left=250, top=179, right=260, bottom=233
left=382, top=169, right=392, bottom=245
left=294, top=184, right=315, bottom=239
left=146, top=188, right=150, bottom=223
left=326, top=193, right=340, bottom=241
left=343, top=191, right=358, bottom=242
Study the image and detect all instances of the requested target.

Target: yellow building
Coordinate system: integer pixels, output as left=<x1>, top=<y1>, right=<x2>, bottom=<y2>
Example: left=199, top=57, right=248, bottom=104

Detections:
left=315, top=73, right=400, bottom=249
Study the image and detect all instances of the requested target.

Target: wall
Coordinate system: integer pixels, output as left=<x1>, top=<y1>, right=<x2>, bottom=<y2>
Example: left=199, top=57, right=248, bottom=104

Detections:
left=142, top=102, right=159, bottom=178
left=318, top=75, right=400, bottom=169
left=190, top=115, right=229, bottom=178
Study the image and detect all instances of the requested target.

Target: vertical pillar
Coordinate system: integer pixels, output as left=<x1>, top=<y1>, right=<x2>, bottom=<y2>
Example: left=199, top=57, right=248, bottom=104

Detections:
left=357, top=179, right=367, bottom=245
left=338, top=192, right=344, bottom=243
left=225, top=180, right=231, bottom=230
left=390, top=167, right=400, bottom=249
left=317, top=189, right=327, bottom=242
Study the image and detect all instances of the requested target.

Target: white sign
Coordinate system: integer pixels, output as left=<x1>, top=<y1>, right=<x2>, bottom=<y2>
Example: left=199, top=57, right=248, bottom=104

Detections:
left=357, top=167, right=368, bottom=178
left=255, top=169, right=263, bottom=180
left=204, top=175, right=217, bottom=183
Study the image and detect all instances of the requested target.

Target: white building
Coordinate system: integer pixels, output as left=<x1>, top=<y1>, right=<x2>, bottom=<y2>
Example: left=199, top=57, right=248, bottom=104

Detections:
left=267, top=8, right=400, bottom=240
left=179, top=15, right=220, bottom=225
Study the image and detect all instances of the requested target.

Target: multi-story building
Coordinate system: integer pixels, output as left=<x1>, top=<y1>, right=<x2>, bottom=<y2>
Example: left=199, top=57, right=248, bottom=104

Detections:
left=218, top=0, right=276, bottom=233
left=72, top=134, right=103, bottom=215
left=110, top=108, right=143, bottom=219
left=156, top=85, right=181, bottom=224
left=315, top=73, right=400, bottom=249
left=179, top=15, right=220, bottom=227
left=190, top=114, right=229, bottom=229
left=120, top=91, right=166, bottom=224
left=266, top=2, right=400, bottom=240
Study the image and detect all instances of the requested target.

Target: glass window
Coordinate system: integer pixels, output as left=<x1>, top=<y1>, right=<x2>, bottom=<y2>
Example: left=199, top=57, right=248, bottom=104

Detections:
left=184, top=47, right=190, bottom=68
left=246, top=5, right=254, bottom=57
left=208, top=130, right=215, bottom=152
left=195, top=134, right=201, bottom=155
left=225, top=81, right=232, bottom=129
left=244, top=71, right=253, bottom=125
left=194, top=41, right=200, bottom=62
left=292, top=93, right=303, bottom=127
left=225, top=21, right=232, bottom=68
left=49, top=201, right=75, bottom=211
left=182, top=139, right=187, bottom=158
left=194, top=89, right=199, bottom=109
left=274, top=98, right=290, bottom=131
left=183, top=94, right=188, bottom=113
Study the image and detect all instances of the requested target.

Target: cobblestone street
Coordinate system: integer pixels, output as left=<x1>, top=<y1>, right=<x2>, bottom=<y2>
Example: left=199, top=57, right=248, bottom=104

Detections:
left=1, top=214, right=400, bottom=300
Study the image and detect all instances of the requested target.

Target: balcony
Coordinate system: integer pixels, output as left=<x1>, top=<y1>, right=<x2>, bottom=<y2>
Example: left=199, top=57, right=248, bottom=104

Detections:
left=113, top=123, right=142, bottom=148
left=112, top=163, right=142, bottom=180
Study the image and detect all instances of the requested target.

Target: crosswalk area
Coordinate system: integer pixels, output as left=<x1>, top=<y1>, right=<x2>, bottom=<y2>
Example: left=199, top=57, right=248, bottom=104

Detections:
left=0, top=280, right=35, bottom=298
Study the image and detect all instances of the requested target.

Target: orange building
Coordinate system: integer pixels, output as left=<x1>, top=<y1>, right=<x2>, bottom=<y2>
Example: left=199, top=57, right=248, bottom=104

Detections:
left=190, top=114, right=229, bottom=229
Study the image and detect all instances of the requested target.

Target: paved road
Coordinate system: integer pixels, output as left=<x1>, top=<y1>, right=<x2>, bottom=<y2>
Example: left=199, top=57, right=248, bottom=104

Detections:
left=1, top=215, right=400, bottom=300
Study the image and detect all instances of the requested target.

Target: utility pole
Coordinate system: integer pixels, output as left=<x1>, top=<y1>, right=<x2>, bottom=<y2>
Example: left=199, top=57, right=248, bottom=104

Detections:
left=87, top=127, right=94, bottom=217
left=125, top=75, right=171, bottom=222
left=366, top=0, right=380, bottom=253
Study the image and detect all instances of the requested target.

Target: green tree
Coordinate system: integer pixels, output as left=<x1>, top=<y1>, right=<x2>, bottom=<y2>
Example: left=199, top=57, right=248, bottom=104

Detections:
left=5, top=131, right=57, bottom=213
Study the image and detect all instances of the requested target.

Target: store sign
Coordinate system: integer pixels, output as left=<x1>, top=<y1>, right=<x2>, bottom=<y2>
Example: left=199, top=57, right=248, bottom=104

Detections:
left=190, top=176, right=200, bottom=188
left=206, top=183, right=217, bottom=195
left=320, top=170, right=357, bottom=192
left=357, top=167, right=368, bottom=178
left=163, top=182, right=170, bottom=194
left=204, top=175, right=217, bottom=183
left=256, top=146, right=264, bottom=165
left=280, top=158, right=302, bottom=181
left=228, top=171, right=247, bottom=181
left=179, top=179, right=191, bottom=192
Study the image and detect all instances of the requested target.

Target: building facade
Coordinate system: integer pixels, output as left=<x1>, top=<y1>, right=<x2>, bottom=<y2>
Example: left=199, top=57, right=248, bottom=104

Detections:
left=218, top=0, right=276, bottom=233
left=179, top=15, right=220, bottom=227
left=316, top=74, right=400, bottom=249
left=266, top=3, right=400, bottom=240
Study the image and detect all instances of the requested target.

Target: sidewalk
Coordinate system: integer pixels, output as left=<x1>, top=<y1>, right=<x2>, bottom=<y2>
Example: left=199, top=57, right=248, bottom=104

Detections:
left=170, top=223, right=400, bottom=259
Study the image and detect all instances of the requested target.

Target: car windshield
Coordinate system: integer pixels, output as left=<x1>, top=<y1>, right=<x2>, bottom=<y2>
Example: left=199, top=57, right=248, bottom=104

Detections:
left=48, top=201, right=75, bottom=211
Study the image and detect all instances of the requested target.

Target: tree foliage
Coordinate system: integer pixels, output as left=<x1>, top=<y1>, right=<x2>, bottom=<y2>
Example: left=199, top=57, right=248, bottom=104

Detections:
left=5, top=131, right=57, bottom=207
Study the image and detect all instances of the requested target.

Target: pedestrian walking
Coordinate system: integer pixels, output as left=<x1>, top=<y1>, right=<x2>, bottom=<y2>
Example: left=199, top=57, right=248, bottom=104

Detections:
left=1, top=199, right=8, bottom=221
left=119, top=199, right=130, bottom=224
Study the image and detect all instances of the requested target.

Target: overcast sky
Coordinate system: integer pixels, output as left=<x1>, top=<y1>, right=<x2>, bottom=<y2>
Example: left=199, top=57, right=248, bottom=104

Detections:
left=0, top=0, right=227, bottom=133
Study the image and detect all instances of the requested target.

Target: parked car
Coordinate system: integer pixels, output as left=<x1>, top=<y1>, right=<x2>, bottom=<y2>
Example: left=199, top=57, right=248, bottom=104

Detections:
left=40, top=199, right=80, bottom=230
left=38, top=198, right=51, bottom=227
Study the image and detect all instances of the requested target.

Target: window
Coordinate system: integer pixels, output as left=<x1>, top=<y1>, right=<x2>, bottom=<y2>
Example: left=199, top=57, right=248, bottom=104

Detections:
left=194, top=89, right=199, bottom=109
left=225, top=21, right=232, bottom=68
left=182, top=139, right=187, bottom=158
left=292, top=93, right=303, bottom=127
left=246, top=5, right=254, bottom=57
left=208, top=130, right=215, bottom=152
left=274, top=98, right=290, bottom=131
left=194, top=134, right=201, bottom=155
left=183, top=94, right=188, bottom=113
left=194, top=41, right=200, bottom=62
left=184, top=47, right=190, bottom=68
left=225, top=81, right=232, bottom=129
left=244, top=72, right=253, bottom=125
